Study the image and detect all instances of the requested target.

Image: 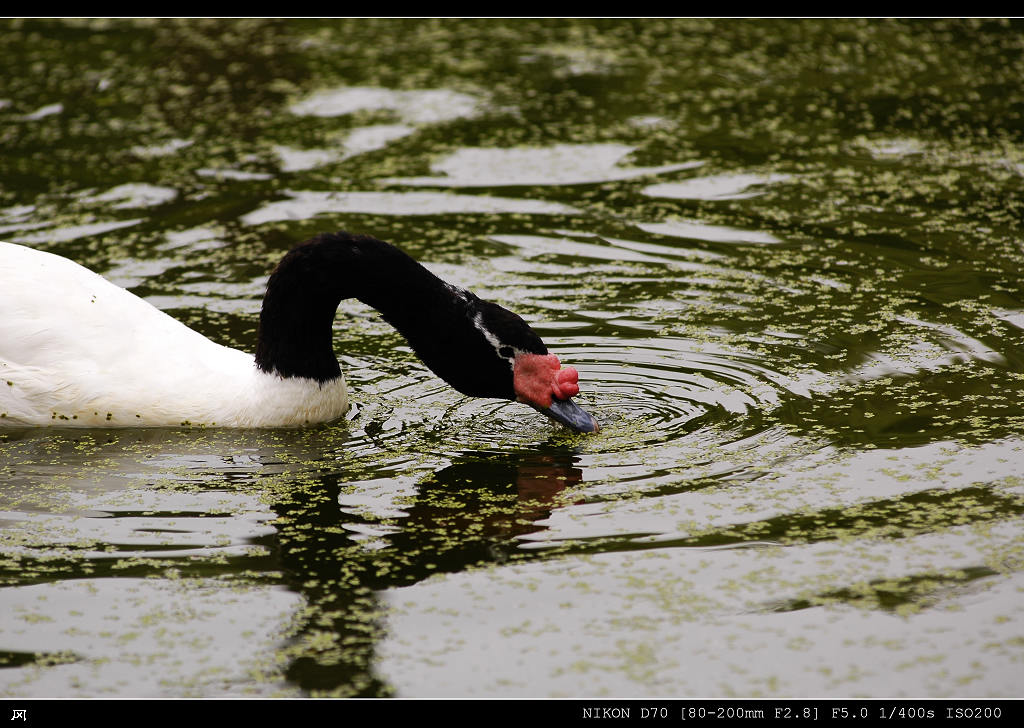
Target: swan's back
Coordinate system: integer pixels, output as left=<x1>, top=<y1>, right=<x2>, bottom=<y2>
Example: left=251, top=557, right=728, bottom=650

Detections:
left=1, top=241, right=229, bottom=368
left=0, top=242, right=346, bottom=427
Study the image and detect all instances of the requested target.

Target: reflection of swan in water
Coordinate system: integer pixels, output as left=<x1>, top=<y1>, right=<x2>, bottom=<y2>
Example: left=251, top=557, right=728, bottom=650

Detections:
left=272, top=450, right=585, bottom=694
left=274, top=451, right=585, bottom=593
left=2, top=421, right=586, bottom=697
left=0, top=233, right=597, bottom=432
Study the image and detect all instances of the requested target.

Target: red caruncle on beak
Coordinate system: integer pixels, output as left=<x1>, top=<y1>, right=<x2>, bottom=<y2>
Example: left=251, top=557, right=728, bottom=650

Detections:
left=513, top=353, right=578, bottom=408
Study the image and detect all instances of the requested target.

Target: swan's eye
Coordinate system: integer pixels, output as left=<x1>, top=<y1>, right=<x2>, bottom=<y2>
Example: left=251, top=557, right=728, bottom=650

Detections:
left=499, top=346, right=514, bottom=359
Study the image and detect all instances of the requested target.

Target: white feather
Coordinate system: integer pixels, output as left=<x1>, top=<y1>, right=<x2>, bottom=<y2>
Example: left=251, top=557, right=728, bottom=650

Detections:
left=0, top=242, right=348, bottom=427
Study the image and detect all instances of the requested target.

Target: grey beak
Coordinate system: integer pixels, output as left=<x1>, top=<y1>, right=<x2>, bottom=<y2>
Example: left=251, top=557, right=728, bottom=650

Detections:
left=536, top=397, right=600, bottom=434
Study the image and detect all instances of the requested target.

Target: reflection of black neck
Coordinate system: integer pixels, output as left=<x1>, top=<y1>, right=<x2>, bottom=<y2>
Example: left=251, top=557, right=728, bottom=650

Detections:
left=270, top=469, right=389, bottom=697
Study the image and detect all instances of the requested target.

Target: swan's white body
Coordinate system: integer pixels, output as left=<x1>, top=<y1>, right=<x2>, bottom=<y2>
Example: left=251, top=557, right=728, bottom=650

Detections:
left=0, top=242, right=348, bottom=427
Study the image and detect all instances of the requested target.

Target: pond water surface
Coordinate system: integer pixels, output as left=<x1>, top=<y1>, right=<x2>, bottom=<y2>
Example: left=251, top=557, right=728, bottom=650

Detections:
left=1, top=19, right=1023, bottom=698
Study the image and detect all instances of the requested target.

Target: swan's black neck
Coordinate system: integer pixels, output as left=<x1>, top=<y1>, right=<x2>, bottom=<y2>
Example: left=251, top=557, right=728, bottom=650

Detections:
left=254, top=232, right=547, bottom=399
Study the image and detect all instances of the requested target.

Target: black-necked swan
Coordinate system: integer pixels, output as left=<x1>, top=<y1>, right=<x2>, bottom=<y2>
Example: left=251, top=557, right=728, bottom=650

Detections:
left=0, top=232, right=598, bottom=432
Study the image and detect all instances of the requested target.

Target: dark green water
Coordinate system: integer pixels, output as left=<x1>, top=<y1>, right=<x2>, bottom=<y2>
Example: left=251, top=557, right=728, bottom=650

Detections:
left=1, top=18, right=1023, bottom=697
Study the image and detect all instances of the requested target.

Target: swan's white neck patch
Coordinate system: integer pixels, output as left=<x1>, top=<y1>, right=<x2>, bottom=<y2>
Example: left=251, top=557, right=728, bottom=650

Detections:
left=472, top=311, right=521, bottom=370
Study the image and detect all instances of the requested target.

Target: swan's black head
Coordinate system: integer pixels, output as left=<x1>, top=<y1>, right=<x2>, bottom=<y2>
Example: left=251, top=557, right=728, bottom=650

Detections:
left=256, top=232, right=598, bottom=433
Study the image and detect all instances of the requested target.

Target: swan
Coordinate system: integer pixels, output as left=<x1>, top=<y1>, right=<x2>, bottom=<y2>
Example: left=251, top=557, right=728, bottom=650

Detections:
left=0, top=232, right=598, bottom=432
